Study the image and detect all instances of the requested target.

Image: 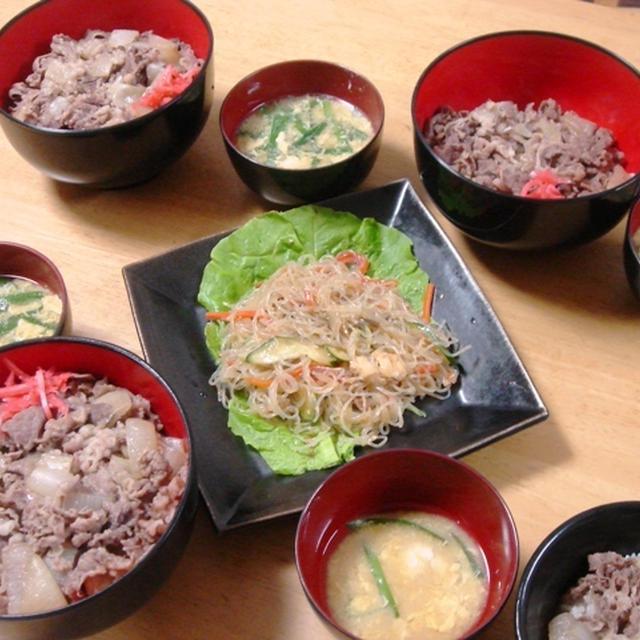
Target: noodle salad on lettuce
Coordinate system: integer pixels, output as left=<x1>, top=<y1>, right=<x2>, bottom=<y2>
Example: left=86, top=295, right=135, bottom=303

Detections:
left=197, top=205, right=451, bottom=475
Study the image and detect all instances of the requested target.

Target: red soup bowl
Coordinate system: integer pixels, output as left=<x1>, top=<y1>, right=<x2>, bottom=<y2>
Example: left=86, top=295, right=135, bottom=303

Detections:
left=0, top=337, right=198, bottom=640
left=295, top=448, right=519, bottom=639
left=412, top=31, right=640, bottom=249
left=220, top=59, right=384, bottom=205
left=0, top=0, right=214, bottom=188
left=0, top=241, right=70, bottom=342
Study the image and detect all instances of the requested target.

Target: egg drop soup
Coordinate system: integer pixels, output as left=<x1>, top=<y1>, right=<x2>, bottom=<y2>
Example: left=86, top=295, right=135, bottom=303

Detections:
left=326, top=511, right=488, bottom=640
left=235, top=94, right=374, bottom=169
left=0, top=277, right=62, bottom=346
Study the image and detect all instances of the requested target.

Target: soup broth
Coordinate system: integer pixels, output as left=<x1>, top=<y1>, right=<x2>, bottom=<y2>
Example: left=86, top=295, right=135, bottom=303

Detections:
left=235, top=94, right=374, bottom=169
left=0, top=277, right=62, bottom=346
left=326, top=511, right=488, bottom=640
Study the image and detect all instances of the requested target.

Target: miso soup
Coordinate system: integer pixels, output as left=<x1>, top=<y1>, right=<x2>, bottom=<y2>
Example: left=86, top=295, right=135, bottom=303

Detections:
left=326, top=511, right=488, bottom=640
left=235, top=94, right=374, bottom=169
left=0, top=277, right=62, bottom=346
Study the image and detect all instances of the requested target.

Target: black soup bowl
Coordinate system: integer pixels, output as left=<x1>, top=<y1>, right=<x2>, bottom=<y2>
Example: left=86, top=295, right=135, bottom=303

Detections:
left=0, top=0, right=214, bottom=188
left=412, top=31, right=640, bottom=249
left=514, top=501, right=640, bottom=640
left=0, top=337, right=198, bottom=640
left=624, top=197, right=640, bottom=300
left=220, top=59, right=384, bottom=205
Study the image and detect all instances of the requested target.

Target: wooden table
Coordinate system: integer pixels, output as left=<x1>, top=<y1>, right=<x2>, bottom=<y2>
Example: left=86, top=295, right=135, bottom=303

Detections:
left=1, top=0, right=639, bottom=637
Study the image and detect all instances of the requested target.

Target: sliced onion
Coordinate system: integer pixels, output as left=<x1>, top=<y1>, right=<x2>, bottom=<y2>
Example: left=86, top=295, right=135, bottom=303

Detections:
left=162, top=437, right=188, bottom=474
left=97, top=388, right=132, bottom=426
left=108, top=29, right=140, bottom=47
left=26, top=451, right=75, bottom=499
left=3, top=543, right=67, bottom=614
left=125, top=418, right=158, bottom=475
left=146, top=34, right=180, bottom=64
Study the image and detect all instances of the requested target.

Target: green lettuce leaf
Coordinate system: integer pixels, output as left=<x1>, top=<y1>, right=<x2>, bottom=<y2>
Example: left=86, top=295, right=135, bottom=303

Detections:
left=197, top=205, right=430, bottom=474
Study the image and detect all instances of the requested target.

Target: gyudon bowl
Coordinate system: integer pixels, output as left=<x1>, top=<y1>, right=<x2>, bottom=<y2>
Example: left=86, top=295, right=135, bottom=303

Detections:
left=295, top=449, right=519, bottom=639
left=412, top=31, right=640, bottom=249
left=0, top=0, right=213, bottom=188
left=0, top=337, right=197, bottom=640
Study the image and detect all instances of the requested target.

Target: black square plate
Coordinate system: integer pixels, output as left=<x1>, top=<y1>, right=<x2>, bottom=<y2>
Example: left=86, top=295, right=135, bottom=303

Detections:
left=123, top=179, right=548, bottom=530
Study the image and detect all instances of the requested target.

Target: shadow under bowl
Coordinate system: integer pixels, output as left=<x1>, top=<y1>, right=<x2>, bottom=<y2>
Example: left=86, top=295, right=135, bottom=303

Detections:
left=220, top=59, right=384, bottom=205
left=295, top=448, right=519, bottom=639
left=623, top=198, right=640, bottom=300
left=514, top=501, right=640, bottom=640
left=412, top=30, right=640, bottom=249
left=0, top=337, right=198, bottom=640
left=0, top=0, right=214, bottom=188
left=0, top=241, right=70, bottom=339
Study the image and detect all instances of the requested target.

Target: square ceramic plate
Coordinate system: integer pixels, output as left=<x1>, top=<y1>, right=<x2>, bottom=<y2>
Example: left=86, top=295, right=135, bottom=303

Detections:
left=123, top=179, right=548, bottom=530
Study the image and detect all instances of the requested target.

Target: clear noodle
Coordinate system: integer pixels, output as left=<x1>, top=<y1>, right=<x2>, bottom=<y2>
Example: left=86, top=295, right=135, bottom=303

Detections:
left=210, top=254, right=460, bottom=450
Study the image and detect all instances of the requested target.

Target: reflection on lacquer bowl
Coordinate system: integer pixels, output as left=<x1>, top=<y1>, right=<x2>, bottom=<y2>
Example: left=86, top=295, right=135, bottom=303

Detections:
left=412, top=31, right=640, bottom=249
left=515, top=501, right=640, bottom=640
left=0, top=0, right=214, bottom=188
left=295, top=449, right=519, bottom=640
left=624, top=198, right=640, bottom=300
left=220, top=59, right=384, bottom=205
left=0, top=337, right=198, bottom=640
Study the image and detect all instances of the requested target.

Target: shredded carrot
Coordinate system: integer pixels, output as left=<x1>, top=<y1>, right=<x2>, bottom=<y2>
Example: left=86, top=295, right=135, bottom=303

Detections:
left=336, top=250, right=369, bottom=274
left=422, top=282, right=435, bottom=320
left=205, top=309, right=259, bottom=321
left=243, top=365, right=304, bottom=389
left=415, top=363, right=438, bottom=374
left=0, top=363, right=72, bottom=426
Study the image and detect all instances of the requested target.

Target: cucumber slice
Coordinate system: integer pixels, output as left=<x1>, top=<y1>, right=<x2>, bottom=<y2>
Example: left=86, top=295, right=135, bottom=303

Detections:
left=246, top=336, right=334, bottom=366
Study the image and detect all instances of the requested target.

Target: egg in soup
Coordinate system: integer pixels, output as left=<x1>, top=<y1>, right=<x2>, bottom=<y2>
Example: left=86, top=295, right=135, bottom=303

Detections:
left=235, top=94, right=374, bottom=169
left=326, top=511, right=488, bottom=640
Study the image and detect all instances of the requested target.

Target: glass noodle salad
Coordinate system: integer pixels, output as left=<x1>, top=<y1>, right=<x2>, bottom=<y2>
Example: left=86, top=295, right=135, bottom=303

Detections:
left=198, top=206, right=462, bottom=475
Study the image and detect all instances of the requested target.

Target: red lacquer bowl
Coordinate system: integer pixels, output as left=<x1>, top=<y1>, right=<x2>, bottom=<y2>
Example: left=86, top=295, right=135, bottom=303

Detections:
left=412, top=31, right=640, bottom=249
left=0, top=0, right=214, bottom=188
left=0, top=337, right=198, bottom=640
left=295, top=448, right=519, bottom=639
left=220, top=59, right=384, bottom=205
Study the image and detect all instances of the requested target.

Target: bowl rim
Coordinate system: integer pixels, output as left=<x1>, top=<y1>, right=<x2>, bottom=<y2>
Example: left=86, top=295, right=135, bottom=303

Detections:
left=0, top=334, right=196, bottom=621
left=295, top=447, right=519, bottom=640
left=411, top=29, right=640, bottom=203
left=514, top=499, right=640, bottom=635
left=219, top=58, right=385, bottom=173
left=0, top=0, right=214, bottom=137
left=0, top=240, right=69, bottom=339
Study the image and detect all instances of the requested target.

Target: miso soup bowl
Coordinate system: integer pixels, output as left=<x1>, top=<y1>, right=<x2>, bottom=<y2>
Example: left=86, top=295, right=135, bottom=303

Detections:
left=412, top=31, right=640, bottom=249
left=295, top=448, right=519, bottom=639
left=0, top=0, right=214, bottom=188
left=0, top=337, right=198, bottom=640
left=0, top=241, right=70, bottom=341
left=220, top=59, right=384, bottom=205
left=514, top=501, right=640, bottom=640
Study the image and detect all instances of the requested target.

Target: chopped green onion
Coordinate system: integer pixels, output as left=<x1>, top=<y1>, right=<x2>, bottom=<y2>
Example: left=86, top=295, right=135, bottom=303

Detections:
left=451, top=532, right=484, bottom=578
left=363, top=543, right=399, bottom=618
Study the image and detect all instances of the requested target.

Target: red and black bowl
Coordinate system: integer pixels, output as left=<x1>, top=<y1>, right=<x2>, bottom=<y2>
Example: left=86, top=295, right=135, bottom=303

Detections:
left=295, top=448, right=519, bottom=639
left=515, top=501, right=640, bottom=640
left=0, top=337, right=198, bottom=640
left=0, top=0, right=214, bottom=188
left=0, top=241, right=70, bottom=340
left=412, top=31, right=640, bottom=250
left=220, top=59, right=384, bottom=205
left=624, top=198, right=640, bottom=300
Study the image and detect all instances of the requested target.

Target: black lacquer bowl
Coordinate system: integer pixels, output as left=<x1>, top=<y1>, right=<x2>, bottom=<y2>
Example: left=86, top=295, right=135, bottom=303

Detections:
left=0, top=337, right=198, bottom=640
left=412, top=31, right=640, bottom=249
left=0, top=0, right=214, bottom=188
left=624, top=198, right=640, bottom=300
left=220, top=59, right=384, bottom=205
left=515, top=501, right=640, bottom=640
